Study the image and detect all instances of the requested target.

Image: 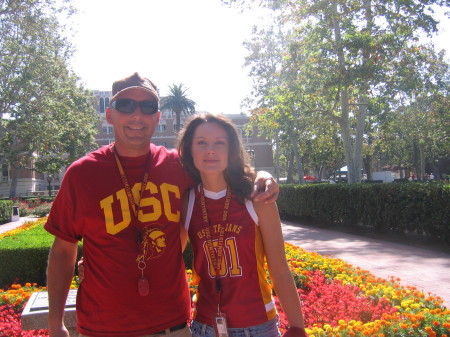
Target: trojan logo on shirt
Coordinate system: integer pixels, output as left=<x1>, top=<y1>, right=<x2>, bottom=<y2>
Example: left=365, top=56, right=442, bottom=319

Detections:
left=136, top=225, right=167, bottom=261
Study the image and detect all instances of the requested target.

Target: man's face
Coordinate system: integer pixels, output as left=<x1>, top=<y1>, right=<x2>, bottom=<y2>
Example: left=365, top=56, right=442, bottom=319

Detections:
left=106, top=88, right=160, bottom=157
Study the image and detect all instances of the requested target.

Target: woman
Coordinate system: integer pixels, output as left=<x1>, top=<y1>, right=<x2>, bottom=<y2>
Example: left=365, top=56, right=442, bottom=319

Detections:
left=177, top=113, right=308, bottom=337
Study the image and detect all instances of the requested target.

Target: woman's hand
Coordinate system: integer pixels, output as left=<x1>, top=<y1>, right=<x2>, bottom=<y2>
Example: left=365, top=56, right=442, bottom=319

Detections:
left=77, top=257, right=85, bottom=282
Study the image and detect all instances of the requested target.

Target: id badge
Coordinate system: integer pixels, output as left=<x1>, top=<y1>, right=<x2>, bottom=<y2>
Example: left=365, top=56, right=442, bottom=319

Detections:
left=214, top=312, right=229, bottom=337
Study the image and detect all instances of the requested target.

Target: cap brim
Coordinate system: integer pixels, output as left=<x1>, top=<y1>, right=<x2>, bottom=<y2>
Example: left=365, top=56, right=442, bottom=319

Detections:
left=111, top=86, right=159, bottom=102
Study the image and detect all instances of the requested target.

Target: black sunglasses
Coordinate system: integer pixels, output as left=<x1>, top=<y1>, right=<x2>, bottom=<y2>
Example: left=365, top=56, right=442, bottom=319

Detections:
left=110, top=99, right=159, bottom=115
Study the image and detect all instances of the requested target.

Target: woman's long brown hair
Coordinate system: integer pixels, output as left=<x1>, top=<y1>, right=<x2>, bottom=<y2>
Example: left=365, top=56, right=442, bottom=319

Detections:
left=177, top=113, right=256, bottom=203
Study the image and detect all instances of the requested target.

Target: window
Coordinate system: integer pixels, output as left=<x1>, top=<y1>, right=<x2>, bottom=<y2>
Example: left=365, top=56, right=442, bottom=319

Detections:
left=157, top=124, right=166, bottom=132
left=102, top=125, right=114, bottom=134
left=2, top=164, right=8, bottom=182
left=100, top=98, right=105, bottom=114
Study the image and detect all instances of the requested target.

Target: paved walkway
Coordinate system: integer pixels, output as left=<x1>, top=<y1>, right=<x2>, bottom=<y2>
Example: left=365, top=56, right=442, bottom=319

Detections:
left=0, top=216, right=39, bottom=235
left=281, top=220, right=450, bottom=308
left=2, top=217, right=449, bottom=308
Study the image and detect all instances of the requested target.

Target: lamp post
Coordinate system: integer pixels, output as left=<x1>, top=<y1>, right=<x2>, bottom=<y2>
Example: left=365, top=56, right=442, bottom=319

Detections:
left=47, top=175, right=52, bottom=197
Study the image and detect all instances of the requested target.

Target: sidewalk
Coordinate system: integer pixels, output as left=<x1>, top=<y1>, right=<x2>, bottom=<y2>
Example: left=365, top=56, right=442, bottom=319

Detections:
left=281, top=220, right=450, bottom=308
left=0, top=216, right=39, bottom=235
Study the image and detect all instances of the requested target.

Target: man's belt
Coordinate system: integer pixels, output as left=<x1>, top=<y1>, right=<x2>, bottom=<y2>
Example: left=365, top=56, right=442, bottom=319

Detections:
left=152, top=322, right=187, bottom=335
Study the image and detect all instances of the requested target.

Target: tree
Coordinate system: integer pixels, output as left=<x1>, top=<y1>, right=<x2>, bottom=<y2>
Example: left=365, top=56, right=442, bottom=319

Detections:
left=160, top=84, right=196, bottom=132
left=243, top=23, right=346, bottom=182
left=386, top=45, right=450, bottom=179
left=0, top=0, right=99, bottom=197
left=243, top=25, right=298, bottom=181
left=225, top=0, right=449, bottom=182
left=303, top=119, right=344, bottom=181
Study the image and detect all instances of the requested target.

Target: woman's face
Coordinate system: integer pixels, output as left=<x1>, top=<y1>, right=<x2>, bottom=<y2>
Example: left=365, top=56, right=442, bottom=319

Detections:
left=191, top=122, right=229, bottom=177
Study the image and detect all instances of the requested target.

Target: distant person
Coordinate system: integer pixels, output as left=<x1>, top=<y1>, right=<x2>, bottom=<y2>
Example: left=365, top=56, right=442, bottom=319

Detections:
left=178, top=113, right=308, bottom=337
left=45, top=73, right=279, bottom=337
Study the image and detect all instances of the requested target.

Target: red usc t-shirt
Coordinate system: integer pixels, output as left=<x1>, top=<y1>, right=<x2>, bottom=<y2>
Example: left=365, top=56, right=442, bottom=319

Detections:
left=45, top=144, right=193, bottom=337
left=185, top=186, right=277, bottom=328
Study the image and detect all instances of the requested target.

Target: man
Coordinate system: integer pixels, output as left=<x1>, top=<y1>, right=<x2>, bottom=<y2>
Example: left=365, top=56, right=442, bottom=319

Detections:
left=45, top=73, right=278, bottom=337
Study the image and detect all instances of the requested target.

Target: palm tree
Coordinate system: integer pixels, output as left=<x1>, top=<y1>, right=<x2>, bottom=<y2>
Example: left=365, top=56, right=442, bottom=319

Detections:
left=160, top=84, right=196, bottom=132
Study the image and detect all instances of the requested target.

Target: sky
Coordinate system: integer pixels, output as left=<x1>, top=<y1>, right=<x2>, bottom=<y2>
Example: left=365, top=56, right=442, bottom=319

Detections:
left=69, top=0, right=450, bottom=115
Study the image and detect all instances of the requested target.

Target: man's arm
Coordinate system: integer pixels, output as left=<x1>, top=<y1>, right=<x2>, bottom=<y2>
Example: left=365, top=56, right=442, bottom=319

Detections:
left=180, top=191, right=189, bottom=251
left=47, top=237, right=78, bottom=337
left=252, top=171, right=279, bottom=203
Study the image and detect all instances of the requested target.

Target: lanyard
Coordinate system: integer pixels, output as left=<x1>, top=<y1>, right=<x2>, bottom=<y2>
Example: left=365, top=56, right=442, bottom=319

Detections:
left=199, top=185, right=232, bottom=297
left=112, top=145, right=150, bottom=226
left=111, top=144, right=152, bottom=296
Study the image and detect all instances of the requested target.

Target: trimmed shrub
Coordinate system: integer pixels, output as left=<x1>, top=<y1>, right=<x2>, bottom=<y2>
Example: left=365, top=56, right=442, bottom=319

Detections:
left=10, top=198, right=53, bottom=217
left=31, top=203, right=52, bottom=217
left=278, top=182, right=450, bottom=243
left=0, top=221, right=82, bottom=287
left=183, top=241, right=193, bottom=270
left=0, top=200, right=14, bottom=224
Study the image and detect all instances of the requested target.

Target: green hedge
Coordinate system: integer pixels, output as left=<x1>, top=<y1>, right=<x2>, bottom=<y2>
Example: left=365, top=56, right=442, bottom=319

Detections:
left=0, top=222, right=82, bottom=287
left=183, top=241, right=193, bottom=270
left=278, top=182, right=450, bottom=243
left=0, top=200, right=14, bottom=224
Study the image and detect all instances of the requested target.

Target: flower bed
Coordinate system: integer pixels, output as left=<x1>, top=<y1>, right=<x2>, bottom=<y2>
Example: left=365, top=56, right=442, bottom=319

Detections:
left=0, top=220, right=43, bottom=240
left=12, top=198, right=53, bottom=218
left=1, top=284, right=48, bottom=337
left=279, top=243, right=450, bottom=336
left=1, top=222, right=449, bottom=336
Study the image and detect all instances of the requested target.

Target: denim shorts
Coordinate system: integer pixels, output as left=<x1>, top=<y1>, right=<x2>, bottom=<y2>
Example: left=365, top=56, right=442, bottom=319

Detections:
left=190, top=318, right=280, bottom=337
